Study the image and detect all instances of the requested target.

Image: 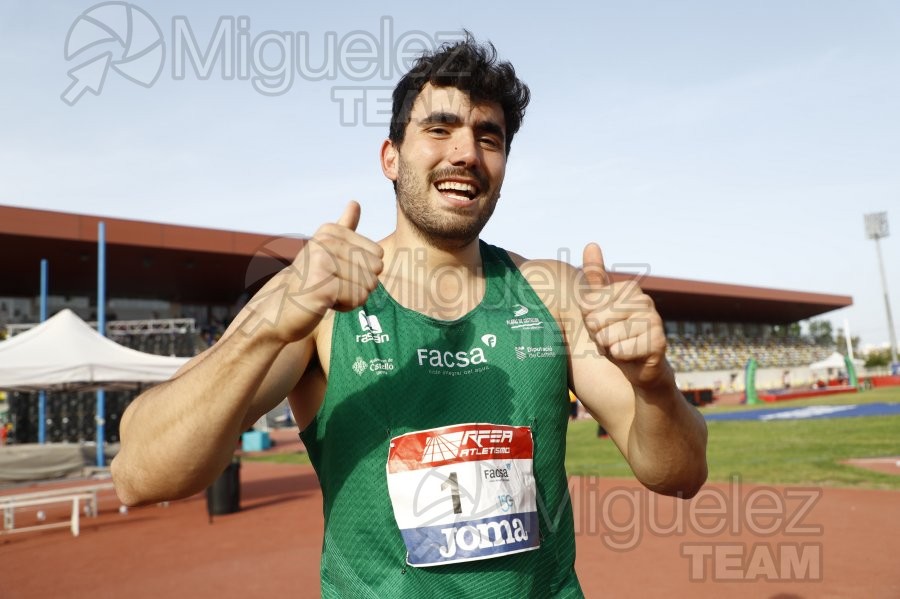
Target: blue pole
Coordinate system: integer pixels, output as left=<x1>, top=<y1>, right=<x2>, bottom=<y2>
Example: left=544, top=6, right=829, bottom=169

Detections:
left=38, top=260, right=48, bottom=444
left=96, top=222, right=106, bottom=467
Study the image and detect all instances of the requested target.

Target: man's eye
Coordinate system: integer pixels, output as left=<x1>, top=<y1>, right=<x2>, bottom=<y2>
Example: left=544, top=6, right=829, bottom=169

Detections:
left=428, top=127, right=449, bottom=135
left=480, top=137, right=501, bottom=148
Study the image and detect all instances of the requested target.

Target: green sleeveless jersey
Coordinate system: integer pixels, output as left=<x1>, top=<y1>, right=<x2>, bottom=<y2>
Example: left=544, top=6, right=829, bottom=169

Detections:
left=300, top=242, right=584, bottom=597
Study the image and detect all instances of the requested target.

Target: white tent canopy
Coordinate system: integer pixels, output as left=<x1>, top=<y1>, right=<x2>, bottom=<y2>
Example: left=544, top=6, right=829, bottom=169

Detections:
left=809, top=351, right=863, bottom=372
left=0, top=309, right=188, bottom=391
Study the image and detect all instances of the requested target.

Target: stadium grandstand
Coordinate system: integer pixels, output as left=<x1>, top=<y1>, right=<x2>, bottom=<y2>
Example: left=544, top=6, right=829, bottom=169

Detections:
left=0, top=205, right=852, bottom=442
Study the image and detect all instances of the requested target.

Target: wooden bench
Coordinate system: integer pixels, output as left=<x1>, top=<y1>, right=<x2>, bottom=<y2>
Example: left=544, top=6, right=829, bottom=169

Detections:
left=0, top=482, right=116, bottom=537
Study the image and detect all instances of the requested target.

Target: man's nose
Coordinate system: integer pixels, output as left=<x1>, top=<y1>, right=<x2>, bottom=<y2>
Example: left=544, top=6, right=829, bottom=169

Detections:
left=448, top=129, right=479, bottom=168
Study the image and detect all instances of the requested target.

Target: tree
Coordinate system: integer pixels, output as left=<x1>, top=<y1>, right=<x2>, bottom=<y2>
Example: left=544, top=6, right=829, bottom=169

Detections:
left=865, top=348, right=892, bottom=368
left=808, top=319, right=834, bottom=345
left=834, top=328, right=860, bottom=356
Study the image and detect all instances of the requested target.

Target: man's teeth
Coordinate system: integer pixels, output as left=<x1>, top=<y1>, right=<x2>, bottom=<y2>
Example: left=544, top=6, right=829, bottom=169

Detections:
left=436, top=181, right=476, bottom=200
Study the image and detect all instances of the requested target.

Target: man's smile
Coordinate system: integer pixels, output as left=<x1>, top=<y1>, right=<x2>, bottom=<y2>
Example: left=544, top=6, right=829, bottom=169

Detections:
left=434, top=179, right=480, bottom=202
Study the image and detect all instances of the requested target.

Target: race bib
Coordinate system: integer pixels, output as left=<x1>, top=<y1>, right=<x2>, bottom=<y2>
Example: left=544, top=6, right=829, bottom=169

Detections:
left=386, top=423, right=539, bottom=567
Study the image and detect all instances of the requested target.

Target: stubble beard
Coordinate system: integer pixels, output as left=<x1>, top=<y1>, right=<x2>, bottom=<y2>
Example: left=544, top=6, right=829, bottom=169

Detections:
left=394, top=155, right=501, bottom=251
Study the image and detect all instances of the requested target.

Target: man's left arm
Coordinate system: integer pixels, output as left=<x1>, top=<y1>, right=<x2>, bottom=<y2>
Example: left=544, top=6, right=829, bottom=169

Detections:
left=528, top=246, right=708, bottom=498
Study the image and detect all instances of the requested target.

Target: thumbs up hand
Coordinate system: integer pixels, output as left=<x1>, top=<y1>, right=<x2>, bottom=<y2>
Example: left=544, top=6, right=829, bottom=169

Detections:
left=242, top=201, right=384, bottom=344
left=579, top=243, right=670, bottom=390
left=316, top=201, right=385, bottom=313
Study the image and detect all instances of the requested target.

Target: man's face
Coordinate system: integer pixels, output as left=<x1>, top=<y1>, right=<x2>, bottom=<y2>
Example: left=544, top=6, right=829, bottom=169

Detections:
left=387, top=84, right=507, bottom=249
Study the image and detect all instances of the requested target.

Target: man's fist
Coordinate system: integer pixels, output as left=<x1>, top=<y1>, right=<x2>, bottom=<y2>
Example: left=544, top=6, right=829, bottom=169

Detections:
left=579, top=243, right=669, bottom=389
left=244, top=201, right=384, bottom=343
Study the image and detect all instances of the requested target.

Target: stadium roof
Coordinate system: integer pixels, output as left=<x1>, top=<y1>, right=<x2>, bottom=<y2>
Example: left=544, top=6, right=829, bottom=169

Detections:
left=0, top=205, right=302, bottom=306
left=0, top=205, right=851, bottom=324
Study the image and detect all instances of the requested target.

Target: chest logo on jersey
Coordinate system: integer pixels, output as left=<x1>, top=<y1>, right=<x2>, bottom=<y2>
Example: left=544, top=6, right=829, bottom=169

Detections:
left=506, top=304, right=543, bottom=331
left=414, top=331, right=499, bottom=373
left=355, top=309, right=390, bottom=343
left=416, top=347, right=487, bottom=369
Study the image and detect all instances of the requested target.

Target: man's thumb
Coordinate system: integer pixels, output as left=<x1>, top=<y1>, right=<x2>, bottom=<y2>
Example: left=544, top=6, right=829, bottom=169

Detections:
left=582, top=243, right=609, bottom=287
left=337, top=200, right=361, bottom=231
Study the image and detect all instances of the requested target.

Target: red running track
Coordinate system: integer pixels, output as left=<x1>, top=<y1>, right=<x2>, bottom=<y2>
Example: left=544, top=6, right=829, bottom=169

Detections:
left=1, top=461, right=898, bottom=597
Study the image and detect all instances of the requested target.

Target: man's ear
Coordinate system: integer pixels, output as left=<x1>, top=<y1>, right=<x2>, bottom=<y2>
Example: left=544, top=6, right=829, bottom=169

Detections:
left=380, top=139, right=399, bottom=182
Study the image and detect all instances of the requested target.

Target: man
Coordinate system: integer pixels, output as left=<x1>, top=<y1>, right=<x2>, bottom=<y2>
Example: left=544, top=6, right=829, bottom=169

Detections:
left=113, top=35, right=707, bottom=597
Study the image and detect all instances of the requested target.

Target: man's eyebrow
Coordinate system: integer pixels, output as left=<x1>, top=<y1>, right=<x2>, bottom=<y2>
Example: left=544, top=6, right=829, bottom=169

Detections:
left=417, top=112, right=506, bottom=139
left=418, top=111, right=461, bottom=126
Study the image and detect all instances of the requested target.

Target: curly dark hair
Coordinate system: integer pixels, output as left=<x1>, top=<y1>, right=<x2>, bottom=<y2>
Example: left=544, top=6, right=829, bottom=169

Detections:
left=389, top=33, right=530, bottom=155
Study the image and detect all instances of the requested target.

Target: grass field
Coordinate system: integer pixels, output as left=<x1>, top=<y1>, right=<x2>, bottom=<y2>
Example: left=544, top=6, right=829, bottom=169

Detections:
left=248, top=387, right=900, bottom=490
left=567, top=386, right=900, bottom=490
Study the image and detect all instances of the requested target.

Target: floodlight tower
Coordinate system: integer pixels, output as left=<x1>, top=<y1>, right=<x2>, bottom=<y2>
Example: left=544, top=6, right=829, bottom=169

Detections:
left=864, top=212, right=898, bottom=366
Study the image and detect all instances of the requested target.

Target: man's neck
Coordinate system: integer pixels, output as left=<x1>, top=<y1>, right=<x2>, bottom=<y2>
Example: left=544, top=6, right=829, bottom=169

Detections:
left=378, top=230, right=487, bottom=320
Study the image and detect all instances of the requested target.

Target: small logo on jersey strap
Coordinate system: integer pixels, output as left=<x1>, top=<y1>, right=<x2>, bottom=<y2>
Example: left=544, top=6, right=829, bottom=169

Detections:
left=506, top=304, right=542, bottom=330
left=359, top=309, right=382, bottom=333
left=352, top=356, right=395, bottom=375
left=352, top=357, right=368, bottom=376
left=356, top=309, right=390, bottom=343
left=514, top=345, right=557, bottom=360
left=481, top=334, right=497, bottom=348
left=421, top=428, right=514, bottom=463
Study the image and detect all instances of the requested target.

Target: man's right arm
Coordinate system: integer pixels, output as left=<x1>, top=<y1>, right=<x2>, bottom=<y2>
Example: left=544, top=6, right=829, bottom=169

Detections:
left=111, top=202, right=383, bottom=506
left=112, top=328, right=305, bottom=506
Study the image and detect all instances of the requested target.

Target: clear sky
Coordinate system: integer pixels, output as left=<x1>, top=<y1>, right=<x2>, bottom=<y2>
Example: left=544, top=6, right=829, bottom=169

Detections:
left=1, top=1, right=898, bottom=348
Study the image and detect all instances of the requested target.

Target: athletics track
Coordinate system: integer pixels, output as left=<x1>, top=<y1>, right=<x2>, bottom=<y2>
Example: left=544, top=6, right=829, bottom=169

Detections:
left=0, top=430, right=897, bottom=598
left=703, top=402, right=900, bottom=421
